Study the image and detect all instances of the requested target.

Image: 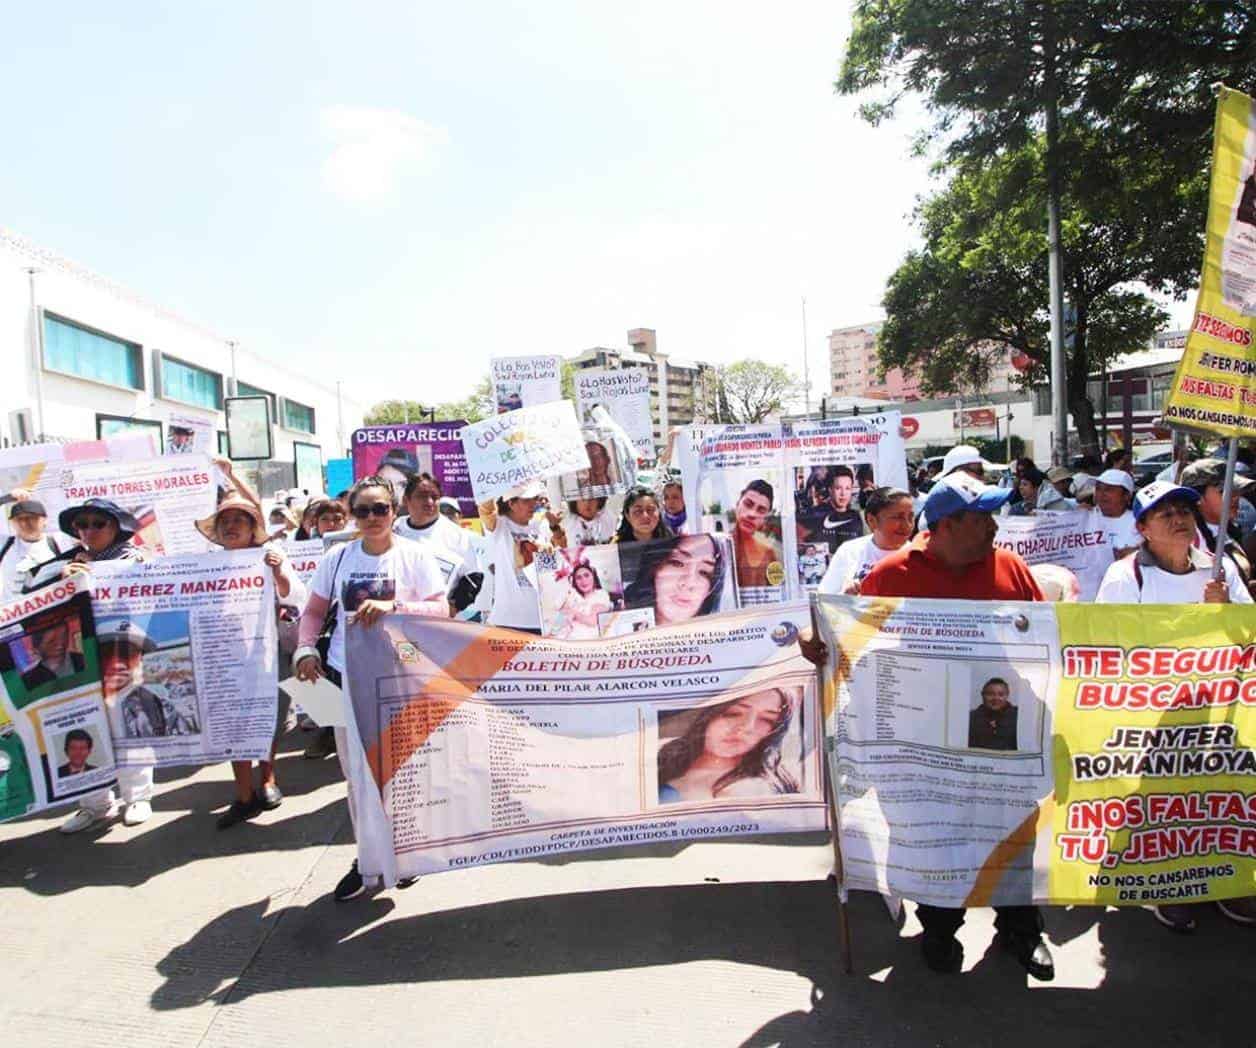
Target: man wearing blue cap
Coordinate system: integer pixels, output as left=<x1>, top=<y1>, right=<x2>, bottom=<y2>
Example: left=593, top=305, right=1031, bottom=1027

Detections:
left=851, top=470, right=1053, bottom=979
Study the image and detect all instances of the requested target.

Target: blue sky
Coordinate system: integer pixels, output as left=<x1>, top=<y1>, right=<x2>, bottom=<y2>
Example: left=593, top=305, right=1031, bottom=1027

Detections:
left=0, top=3, right=1191, bottom=412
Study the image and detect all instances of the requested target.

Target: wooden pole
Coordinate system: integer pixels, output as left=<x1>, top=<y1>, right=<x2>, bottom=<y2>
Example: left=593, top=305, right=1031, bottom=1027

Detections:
left=811, top=595, right=854, bottom=974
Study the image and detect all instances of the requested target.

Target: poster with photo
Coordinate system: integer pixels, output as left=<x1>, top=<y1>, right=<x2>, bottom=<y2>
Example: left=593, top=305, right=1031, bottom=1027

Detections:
left=557, top=426, right=627, bottom=500
left=0, top=577, right=116, bottom=822
left=534, top=533, right=736, bottom=638
left=88, top=549, right=278, bottom=767
left=686, top=424, right=788, bottom=606
left=351, top=421, right=473, bottom=514
left=165, top=413, right=215, bottom=457
left=785, top=414, right=907, bottom=592
left=535, top=546, right=623, bottom=640
left=343, top=603, right=826, bottom=882
left=490, top=355, right=563, bottom=413
left=574, top=368, right=654, bottom=458
left=51, top=455, right=217, bottom=557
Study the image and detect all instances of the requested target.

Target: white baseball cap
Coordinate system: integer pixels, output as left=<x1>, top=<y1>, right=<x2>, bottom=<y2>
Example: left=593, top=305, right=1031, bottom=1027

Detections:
left=1095, top=468, right=1135, bottom=494
left=942, top=445, right=983, bottom=475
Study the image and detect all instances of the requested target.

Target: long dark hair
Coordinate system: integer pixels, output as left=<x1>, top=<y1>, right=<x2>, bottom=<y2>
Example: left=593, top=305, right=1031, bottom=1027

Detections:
left=616, top=487, right=673, bottom=543
left=569, top=561, right=603, bottom=595
left=623, top=534, right=725, bottom=618
left=657, top=688, right=799, bottom=797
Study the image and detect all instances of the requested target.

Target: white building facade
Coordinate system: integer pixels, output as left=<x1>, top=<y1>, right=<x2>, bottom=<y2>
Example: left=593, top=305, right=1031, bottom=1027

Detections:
left=0, top=230, right=363, bottom=492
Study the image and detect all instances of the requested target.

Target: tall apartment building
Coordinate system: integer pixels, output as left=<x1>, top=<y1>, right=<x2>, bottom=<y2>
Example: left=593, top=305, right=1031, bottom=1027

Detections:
left=828, top=321, right=1016, bottom=401
left=570, top=327, right=718, bottom=449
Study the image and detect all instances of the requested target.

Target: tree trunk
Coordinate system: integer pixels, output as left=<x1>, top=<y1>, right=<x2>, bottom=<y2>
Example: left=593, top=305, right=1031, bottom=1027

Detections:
left=1067, top=330, right=1101, bottom=459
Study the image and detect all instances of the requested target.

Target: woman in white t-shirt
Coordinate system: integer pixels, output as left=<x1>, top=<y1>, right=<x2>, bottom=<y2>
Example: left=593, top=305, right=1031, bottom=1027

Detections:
left=816, top=487, right=916, bottom=595
left=478, top=481, right=565, bottom=632
left=1095, top=480, right=1253, bottom=934
left=293, top=475, right=447, bottom=902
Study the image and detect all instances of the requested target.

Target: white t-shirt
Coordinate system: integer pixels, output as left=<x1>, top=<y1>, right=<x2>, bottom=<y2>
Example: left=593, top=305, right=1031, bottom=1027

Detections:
left=1090, top=508, right=1140, bottom=556
left=485, top=517, right=548, bottom=629
left=2, top=533, right=68, bottom=598
left=1095, top=549, right=1252, bottom=605
left=568, top=509, right=616, bottom=547
left=817, top=534, right=901, bottom=595
left=392, top=514, right=478, bottom=592
left=309, top=538, right=445, bottom=672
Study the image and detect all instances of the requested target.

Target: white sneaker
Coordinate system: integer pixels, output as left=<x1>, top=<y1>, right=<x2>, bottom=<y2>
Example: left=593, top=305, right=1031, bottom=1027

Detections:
left=59, top=807, right=105, bottom=834
left=122, top=800, right=152, bottom=826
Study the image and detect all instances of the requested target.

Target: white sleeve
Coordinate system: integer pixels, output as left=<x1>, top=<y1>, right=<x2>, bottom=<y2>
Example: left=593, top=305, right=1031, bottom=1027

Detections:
left=1225, top=560, right=1254, bottom=603
left=1094, top=560, right=1140, bottom=603
left=817, top=543, right=856, bottom=596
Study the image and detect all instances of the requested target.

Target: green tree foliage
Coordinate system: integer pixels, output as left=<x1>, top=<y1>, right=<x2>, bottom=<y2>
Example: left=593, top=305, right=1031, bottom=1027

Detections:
left=715, top=360, right=806, bottom=423
left=363, top=400, right=437, bottom=425
left=838, top=0, right=1256, bottom=454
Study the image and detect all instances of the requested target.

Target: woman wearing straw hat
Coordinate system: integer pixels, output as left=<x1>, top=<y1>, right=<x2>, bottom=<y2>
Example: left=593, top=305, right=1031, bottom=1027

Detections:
left=196, top=492, right=306, bottom=828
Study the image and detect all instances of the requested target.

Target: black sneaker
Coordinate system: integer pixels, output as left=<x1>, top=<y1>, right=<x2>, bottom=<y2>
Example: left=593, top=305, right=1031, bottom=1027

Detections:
left=999, top=930, right=1055, bottom=981
left=304, top=727, right=337, bottom=759
left=921, top=932, right=963, bottom=973
left=396, top=876, right=418, bottom=890
left=216, top=796, right=261, bottom=830
left=334, top=861, right=365, bottom=902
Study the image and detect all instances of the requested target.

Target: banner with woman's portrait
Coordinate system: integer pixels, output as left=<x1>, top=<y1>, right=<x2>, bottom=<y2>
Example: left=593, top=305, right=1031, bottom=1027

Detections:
left=534, top=533, right=737, bottom=638
left=350, top=421, right=474, bottom=514
left=342, top=603, right=827, bottom=883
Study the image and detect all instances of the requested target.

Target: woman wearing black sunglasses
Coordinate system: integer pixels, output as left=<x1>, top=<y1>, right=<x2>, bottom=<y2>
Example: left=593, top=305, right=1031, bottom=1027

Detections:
left=292, top=475, right=447, bottom=902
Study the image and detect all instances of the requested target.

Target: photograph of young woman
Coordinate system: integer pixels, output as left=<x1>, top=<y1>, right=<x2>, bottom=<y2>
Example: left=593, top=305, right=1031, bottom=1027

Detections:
left=622, top=533, right=728, bottom=627
left=656, top=687, right=800, bottom=804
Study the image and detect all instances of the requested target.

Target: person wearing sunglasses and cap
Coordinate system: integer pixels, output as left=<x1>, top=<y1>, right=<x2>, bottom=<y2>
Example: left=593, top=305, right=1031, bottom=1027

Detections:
left=196, top=492, right=307, bottom=828
left=1095, top=480, right=1253, bottom=932
left=293, top=475, right=446, bottom=901
left=54, top=498, right=149, bottom=579
left=800, top=470, right=1055, bottom=982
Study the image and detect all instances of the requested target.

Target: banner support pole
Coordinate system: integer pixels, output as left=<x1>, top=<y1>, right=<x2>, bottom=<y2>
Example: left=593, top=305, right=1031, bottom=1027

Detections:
left=811, top=597, right=854, bottom=975
left=1212, top=437, right=1239, bottom=582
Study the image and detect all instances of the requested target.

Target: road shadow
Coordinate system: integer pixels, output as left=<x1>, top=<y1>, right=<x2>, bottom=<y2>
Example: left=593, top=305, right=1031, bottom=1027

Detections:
left=151, top=884, right=1254, bottom=1046
left=0, top=736, right=349, bottom=895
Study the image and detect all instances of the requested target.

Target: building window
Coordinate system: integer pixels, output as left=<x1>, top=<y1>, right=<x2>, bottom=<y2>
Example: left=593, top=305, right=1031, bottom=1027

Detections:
left=161, top=355, right=222, bottom=409
left=282, top=398, right=315, bottom=433
left=44, top=313, right=143, bottom=390
left=236, top=381, right=275, bottom=419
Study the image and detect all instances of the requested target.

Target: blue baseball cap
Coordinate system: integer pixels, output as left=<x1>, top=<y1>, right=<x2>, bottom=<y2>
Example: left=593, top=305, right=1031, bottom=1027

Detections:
left=922, top=471, right=1013, bottom=528
left=1133, top=480, right=1200, bottom=522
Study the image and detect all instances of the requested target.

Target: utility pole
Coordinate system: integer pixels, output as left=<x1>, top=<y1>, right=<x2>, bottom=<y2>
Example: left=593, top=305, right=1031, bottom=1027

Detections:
left=1044, top=0, right=1069, bottom=466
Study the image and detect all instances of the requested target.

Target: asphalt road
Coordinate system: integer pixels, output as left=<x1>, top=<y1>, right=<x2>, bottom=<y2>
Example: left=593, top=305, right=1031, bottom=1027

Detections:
left=0, top=729, right=1248, bottom=1047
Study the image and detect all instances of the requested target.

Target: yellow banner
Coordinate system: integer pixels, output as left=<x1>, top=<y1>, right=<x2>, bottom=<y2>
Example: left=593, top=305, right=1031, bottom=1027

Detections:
left=1050, top=603, right=1256, bottom=906
left=1162, top=87, right=1256, bottom=438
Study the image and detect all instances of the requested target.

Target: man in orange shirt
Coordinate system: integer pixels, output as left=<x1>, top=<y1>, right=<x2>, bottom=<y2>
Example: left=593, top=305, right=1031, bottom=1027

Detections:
left=802, top=470, right=1053, bottom=981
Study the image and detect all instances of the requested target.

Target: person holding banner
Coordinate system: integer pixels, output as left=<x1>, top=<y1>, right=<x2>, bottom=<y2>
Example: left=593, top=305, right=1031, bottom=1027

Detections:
left=615, top=487, right=673, bottom=545
left=196, top=493, right=306, bottom=828
left=816, top=487, right=915, bottom=595
left=800, top=471, right=1054, bottom=980
left=295, top=476, right=447, bottom=900
left=661, top=481, right=688, bottom=535
left=1095, top=480, right=1254, bottom=932
left=478, top=481, right=563, bottom=632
